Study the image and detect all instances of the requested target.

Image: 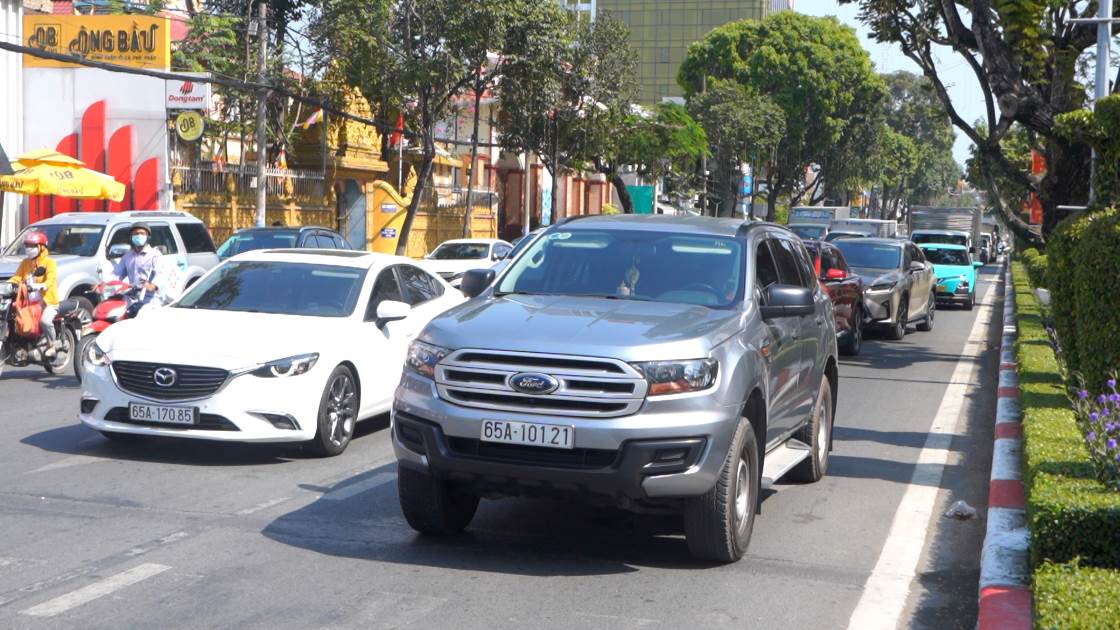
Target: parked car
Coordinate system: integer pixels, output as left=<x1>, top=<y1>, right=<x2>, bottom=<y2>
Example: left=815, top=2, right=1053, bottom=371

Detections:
left=834, top=238, right=936, bottom=340
left=79, top=250, right=464, bottom=456
left=803, top=240, right=865, bottom=355
left=0, top=211, right=219, bottom=315
left=919, top=243, right=982, bottom=310
left=392, top=215, right=839, bottom=562
left=216, top=226, right=352, bottom=260
left=421, top=238, right=512, bottom=287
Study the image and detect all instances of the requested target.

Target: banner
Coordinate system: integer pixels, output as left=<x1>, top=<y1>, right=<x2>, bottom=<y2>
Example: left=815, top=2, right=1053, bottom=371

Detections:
left=24, top=15, right=171, bottom=70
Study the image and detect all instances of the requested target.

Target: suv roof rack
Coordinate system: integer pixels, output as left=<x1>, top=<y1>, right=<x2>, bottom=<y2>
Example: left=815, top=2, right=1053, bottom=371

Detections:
left=736, top=220, right=769, bottom=238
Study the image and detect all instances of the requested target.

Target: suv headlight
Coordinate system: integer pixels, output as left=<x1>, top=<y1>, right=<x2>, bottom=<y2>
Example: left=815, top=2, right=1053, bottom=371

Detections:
left=632, top=359, right=718, bottom=396
left=85, top=341, right=110, bottom=367
left=406, top=341, right=449, bottom=378
left=869, top=282, right=896, bottom=291
left=252, top=353, right=319, bottom=378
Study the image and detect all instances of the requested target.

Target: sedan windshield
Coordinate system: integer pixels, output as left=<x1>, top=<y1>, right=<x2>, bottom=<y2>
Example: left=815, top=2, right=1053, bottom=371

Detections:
left=429, top=243, right=489, bottom=260
left=217, top=231, right=299, bottom=258
left=177, top=261, right=366, bottom=317
left=835, top=241, right=902, bottom=270
left=922, top=248, right=970, bottom=266
left=497, top=230, right=744, bottom=308
left=3, top=225, right=104, bottom=257
left=789, top=225, right=826, bottom=239
left=912, top=233, right=968, bottom=247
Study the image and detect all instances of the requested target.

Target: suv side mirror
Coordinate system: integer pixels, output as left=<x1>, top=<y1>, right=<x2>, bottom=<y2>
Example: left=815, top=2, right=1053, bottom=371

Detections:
left=374, top=300, right=410, bottom=326
left=909, top=261, right=925, bottom=272
left=973, top=260, right=984, bottom=268
left=759, top=284, right=815, bottom=319
left=107, top=244, right=129, bottom=260
left=461, top=268, right=496, bottom=298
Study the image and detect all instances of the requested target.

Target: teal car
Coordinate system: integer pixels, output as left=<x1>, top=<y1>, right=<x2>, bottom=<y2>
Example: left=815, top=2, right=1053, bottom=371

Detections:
left=919, top=243, right=983, bottom=310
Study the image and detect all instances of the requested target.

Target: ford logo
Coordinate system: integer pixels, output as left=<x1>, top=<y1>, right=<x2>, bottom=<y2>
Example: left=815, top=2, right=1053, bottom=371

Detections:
left=153, top=367, right=178, bottom=388
left=508, top=372, right=559, bottom=396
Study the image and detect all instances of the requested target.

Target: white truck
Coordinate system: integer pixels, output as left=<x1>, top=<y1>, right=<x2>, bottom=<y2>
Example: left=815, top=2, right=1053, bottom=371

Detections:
left=908, top=206, right=982, bottom=254
left=827, top=218, right=899, bottom=239
left=787, top=206, right=851, bottom=240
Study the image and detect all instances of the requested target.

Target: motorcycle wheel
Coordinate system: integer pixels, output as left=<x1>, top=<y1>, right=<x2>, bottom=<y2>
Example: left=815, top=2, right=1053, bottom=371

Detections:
left=44, top=326, right=76, bottom=375
left=73, top=333, right=97, bottom=383
left=0, top=341, right=7, bottom=379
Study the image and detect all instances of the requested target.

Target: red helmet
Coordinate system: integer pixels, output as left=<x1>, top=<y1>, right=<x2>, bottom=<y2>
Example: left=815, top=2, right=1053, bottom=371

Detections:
left=23, top=231, right=48, bottom=247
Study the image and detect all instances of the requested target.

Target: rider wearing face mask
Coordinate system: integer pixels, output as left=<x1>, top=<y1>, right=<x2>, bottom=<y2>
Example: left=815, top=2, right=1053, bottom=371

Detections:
left=112, top=222, right=162, bottom=315
left=8, top=231, right=60, bottom=355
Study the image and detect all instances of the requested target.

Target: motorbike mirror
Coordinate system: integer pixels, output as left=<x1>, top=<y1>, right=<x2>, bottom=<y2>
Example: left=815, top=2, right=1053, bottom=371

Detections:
left=107, top=244, right=129, bottom=260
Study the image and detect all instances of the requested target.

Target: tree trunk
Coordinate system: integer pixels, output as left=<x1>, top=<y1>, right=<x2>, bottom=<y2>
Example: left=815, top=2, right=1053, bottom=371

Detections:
left=1040, top=136, right=1090, bottom=237
left=396, top=136, right=436, bottom=257
left=462, top=84, right=485, bottom=238
left=609, top=172, right=633, bottom=213
left=549, top=167, right=559, bottom=224
left=766, top=188, right=778, bottom=222
left=982, top=164, right=1044, bottom=250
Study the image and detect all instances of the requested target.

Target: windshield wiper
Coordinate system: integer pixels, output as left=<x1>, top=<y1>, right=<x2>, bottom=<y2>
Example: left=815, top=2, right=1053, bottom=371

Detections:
left=566, top=293, right=652, bottom=302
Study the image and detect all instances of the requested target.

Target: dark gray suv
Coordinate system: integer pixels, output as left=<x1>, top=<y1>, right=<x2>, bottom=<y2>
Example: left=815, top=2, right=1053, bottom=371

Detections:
left=391, top=215, right=839, bottom=562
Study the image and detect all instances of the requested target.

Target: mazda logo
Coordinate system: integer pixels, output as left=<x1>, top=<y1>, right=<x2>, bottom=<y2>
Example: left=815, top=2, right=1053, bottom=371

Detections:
left=153, top=367, right=178, bottom=388
left=508, top=372, right=559, bottom=396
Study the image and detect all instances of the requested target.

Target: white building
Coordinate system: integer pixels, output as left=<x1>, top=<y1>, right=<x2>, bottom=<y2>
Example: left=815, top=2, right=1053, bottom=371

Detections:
left=0, top=0, right=22, bottom=246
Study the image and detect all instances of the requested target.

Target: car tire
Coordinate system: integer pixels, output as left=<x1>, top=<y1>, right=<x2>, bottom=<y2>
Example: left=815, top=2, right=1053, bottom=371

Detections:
left=683, top=415, right=760, bottom=563
left=73, top=333, right=97, bottom=383
left=307, top=366, right=360, bottom=457
left=917, top=292, right=935, bottom=332
left=43, top=326, right=76, bottom=375
left=791, top=378, right=833, bottom=483
left=965, top=290, right=975, bottom=311
left=398, top=466, right=480, bottom=535
left=839, top=307, right=862, bottom=356
left=887, top=298, right=908, bottom=341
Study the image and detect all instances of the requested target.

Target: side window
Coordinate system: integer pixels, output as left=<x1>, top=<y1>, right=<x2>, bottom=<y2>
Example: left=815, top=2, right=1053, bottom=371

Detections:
left=297, top=232, right=316, bottom=248
left=397, top=265, right=445, bottom=305
left=493, top=244, right=511, bottom=260
left=330, top=234, right=348, bottom=249
left=772, top=238, right=811, bottom=288
left=825, top=247, right=847, bottom=273
left=902, top=245, right=913, bottom=269
left=366, top=266, right=405, bottom=319
left=176, top=223, right=216, bottom=254
left=149, top=225, right=180, bottom=254
left=107, top=227, right=131, bottom=249
left=755, top=240, right=780, bottom=293
left=911, top=244, right=927, bottom=263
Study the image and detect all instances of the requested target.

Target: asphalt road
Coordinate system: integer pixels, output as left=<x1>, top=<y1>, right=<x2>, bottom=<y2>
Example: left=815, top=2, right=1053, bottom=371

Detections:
left=0, top=264, right=1004, bottom=630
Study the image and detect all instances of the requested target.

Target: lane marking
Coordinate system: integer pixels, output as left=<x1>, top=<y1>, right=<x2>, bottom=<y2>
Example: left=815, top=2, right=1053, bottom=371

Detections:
left=235, top=496, right=292, bottom=516
left=20, top=563, right=171, bottom=618
left=322, top=472, right=396, bottom=501
left=845, top=276, right=998, bottom=630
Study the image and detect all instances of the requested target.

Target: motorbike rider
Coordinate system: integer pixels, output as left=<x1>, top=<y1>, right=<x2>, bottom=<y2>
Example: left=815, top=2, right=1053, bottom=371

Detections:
left=112, top=222, right=162, bottom=318
left=8, top=231, right=60, bottom=357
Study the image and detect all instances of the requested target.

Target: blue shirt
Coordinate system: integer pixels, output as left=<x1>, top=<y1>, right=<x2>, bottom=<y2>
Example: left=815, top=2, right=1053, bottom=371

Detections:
left=113, top=246, right=163, bottom=293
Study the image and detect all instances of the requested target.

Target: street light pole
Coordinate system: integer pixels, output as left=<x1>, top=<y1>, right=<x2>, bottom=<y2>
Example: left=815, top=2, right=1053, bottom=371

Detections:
left=254, top=1, right=269, bottom=227
left=1071, top=1, right=1117, bottom=203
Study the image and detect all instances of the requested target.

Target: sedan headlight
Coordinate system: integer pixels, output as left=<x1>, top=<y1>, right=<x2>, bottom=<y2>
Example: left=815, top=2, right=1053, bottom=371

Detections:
left=252, top=353, right=319, bottom=378
left=869, top=282, right=896, bottom=291
left=85, top=341, right=110, bottom=367
left=406, top=341, right=449, bottom=378
left=632, top=358, right=718, bottom=396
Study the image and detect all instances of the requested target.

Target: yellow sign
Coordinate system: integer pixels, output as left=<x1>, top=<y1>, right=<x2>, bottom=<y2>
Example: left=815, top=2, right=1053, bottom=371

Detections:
left=175, top=111, right=205, bottom=142
left=23, top=15, right=171, bottom=70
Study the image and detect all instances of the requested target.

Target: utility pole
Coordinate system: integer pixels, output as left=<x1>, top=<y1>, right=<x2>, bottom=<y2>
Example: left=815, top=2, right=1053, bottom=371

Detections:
left=1071, top=0, right=1117, bottom=204
left=699, top=73, right=707, bottom=216
left=254, top=1, right=269, bottom=227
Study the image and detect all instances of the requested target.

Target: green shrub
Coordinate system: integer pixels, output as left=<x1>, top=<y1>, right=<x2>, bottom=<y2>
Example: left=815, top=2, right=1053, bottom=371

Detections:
left=1034, top=561, right=1120, bottom=630
left=1013, top=263, right=1120, bottom=569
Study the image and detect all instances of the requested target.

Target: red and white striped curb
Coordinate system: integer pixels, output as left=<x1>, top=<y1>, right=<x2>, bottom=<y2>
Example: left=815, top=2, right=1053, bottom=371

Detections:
left=978, top=262, right=1031, bottom=630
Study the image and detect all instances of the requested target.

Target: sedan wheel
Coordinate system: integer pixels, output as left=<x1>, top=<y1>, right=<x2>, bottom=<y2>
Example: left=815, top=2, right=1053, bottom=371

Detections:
left=308, top=366, right=359, bottom=457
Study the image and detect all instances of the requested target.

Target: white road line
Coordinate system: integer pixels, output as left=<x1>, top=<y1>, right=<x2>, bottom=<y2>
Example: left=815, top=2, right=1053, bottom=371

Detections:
left=845, top=278, right=998, bottom=630
left=19, top=563, right=171, bottom=618
left=322, top=472, right=396, bottom=501
left=26, top=455, right=103, bottom=475
left=235, top=496, right=292, bottom=516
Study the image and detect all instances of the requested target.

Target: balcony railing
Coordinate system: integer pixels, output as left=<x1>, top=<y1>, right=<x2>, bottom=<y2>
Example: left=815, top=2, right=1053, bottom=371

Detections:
left=171, top=162, right=326, bottom=198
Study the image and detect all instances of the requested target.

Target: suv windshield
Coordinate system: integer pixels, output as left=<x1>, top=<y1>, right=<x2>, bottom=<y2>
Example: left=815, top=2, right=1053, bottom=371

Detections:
left=835, top=241, right=902, bottom=270
left=922, top=248, right=970, bottom=266
left=497, top=229, right=744, bottom=308
left=912, top=232, right=968, bottom=247
left=429, top=243, right=489, bottom=260
left=217, top=231, right=299, bottom=259
left=177, top=261, right=366, bottom=317
left=3, top=225, right=105, bottom=257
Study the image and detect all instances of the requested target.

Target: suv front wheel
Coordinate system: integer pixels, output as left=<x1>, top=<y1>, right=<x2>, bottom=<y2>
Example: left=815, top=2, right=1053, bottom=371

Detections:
left=683, top=415, right=760, bottom=563
left=398, top=466, right=480, bottom=535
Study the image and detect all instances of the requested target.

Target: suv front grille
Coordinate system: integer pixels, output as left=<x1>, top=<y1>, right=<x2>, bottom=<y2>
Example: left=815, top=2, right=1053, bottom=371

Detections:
left=111, top=361, right=229, bottom=401
left=435, top=350, right=646, bottom=418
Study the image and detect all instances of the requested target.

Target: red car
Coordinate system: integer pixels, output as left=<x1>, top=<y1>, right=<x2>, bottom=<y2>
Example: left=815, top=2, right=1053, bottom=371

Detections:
left=803, top=240, right=865, bottom=355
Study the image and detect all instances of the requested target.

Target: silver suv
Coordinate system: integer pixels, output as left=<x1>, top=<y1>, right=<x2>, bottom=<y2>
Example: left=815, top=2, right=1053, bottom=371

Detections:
left=392, top=215, right=839, bottom=562
left=0, top=211, right=220, bottom=311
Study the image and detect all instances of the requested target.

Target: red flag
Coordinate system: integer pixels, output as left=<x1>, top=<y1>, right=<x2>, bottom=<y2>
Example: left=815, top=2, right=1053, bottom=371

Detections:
left=390, top=113, right=405, bottom=147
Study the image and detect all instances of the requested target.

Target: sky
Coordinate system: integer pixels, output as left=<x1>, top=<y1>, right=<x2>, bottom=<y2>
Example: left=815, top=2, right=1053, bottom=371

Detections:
left=796, top=0, right=983, bottom=167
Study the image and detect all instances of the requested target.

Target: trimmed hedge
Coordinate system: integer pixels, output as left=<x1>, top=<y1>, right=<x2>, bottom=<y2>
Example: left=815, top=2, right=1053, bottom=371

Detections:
left=1013, top=263, right=1120, bottom=570
left=1034, top=561, right=1120, bottom=630
left=1019, top=248, right=1050, bottom=289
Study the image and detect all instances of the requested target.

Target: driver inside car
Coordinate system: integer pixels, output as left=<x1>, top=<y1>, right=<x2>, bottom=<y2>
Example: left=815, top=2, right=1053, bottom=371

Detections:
left=9, top=231, right=60, bottom=357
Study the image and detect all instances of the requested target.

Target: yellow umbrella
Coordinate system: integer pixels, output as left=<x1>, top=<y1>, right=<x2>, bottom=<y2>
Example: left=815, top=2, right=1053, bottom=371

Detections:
left=0, top=152, right=125, bottom=202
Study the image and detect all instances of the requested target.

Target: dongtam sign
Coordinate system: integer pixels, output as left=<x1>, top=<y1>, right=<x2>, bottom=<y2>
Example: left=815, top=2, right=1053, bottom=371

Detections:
left=23, top=15, right=171, bottom=70
left=166, top=74, right=212, bottom=111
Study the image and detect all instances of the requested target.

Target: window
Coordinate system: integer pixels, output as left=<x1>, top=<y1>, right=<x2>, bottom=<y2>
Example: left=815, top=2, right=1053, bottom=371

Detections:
left=2, top=225, right=104, bottom=257
left=366, top=266, right=405, bottom=319
left=921, top=247, right=970, bottom=266
left=176, top=222, right=216, bottom=254
left=108, top=224, right=179, bottom=254
left=771, top=238, right=807, bottom=288
left=755, top=241, right=780, bottom=291
left=822, top=246, right=846, bottom=275
left=835, top=241, right=903, bottom=269
left=331, top=234, right=350, bottom=249
left=429, top=242, right=489, bottom=260
left=492, top=243, right=512, bottom=260
left=177, top=261, right=366, bottom=317
left=397, top=265, right=445, bottom=305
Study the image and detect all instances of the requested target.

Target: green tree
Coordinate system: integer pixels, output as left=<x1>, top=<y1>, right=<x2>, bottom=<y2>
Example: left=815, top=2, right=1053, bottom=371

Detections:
left=687, top=79, right=785, bottom=217
left=679, top=13, right=887, bottom=221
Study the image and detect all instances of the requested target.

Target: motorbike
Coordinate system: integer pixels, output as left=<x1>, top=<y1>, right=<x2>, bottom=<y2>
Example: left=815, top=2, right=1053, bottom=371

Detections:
left=73, top=277, right=154, bottom=383
left=0, top=271, right=85, bottom=377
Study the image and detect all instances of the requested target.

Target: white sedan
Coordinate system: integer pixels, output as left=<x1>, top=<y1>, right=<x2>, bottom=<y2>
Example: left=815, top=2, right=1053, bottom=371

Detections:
left=421, top=238, right=512, bottom=286
left=78, top=249, right=465, bottom=456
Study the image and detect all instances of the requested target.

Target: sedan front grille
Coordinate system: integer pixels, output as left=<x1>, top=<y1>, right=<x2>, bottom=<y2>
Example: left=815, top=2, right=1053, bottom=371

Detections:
left=435, top=350, right=647, bottom=418
left=111, top=361, right=229, bottom=401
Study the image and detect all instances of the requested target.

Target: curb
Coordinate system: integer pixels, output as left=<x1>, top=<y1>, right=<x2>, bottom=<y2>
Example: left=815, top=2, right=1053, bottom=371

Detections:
left=977, top=261, right=1031, bottom=630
